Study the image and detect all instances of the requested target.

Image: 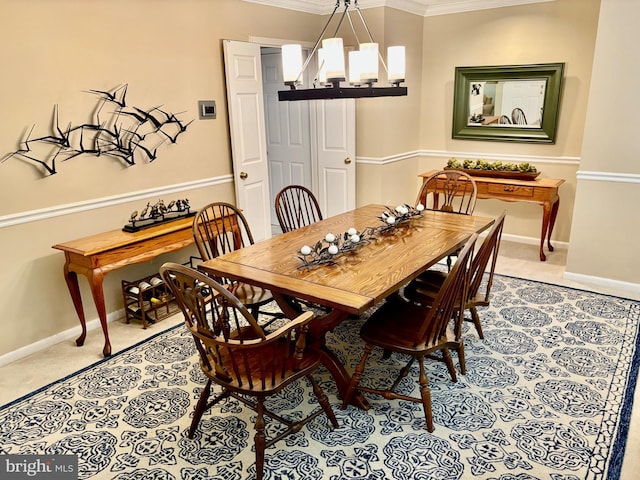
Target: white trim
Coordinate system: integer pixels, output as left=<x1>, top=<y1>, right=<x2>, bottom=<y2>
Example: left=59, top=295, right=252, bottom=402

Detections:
left=422, top=149, right=580, bottom=165
left=576, top=170, right=640, bottom=184
left=424, top=0, right=555, bottom=17
left=501, top=232, right=569, bottom=248
left=242, top=0, right=326, bottom=14
left=357, top=151, right=421, bottom=165
left=356, top=149, right=580, bottom=166
left=249, top=36, right=316, bottom=49
left=563, top=271, right=640, bottom=299
left=241, top=0, right=555, bottom=17
left=0, top=310, right=123, bottom=368
left=0, top=175, right=233, bottom=229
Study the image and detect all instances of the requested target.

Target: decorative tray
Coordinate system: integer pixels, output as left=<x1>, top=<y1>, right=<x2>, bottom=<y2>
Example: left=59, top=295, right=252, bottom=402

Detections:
left=445, top=167, right=540, bottom=181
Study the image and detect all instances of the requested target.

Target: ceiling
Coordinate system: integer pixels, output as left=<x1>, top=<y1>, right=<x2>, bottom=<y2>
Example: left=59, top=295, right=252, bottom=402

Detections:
left=242, top=0, right=555, bottom=17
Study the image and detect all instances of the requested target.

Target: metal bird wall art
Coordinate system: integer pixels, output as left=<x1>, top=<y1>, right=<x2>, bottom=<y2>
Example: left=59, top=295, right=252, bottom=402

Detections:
left=2, top=84, right=192, bottom=176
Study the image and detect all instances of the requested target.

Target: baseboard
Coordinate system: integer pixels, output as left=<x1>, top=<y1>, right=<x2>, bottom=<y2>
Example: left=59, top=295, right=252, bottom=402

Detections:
left=501, top=234, right=638, bottom=297
left=562, top=272, right=640, bottom=298
left=0, top=310, right=124, bottom=368
left=499, top=232, right=569, bottom=249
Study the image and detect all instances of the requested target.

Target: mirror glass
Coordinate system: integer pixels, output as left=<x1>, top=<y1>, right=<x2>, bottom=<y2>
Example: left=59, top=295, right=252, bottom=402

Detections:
left=467, top=79, right=545, bottom=128
left=452, top=63, right=564, bottom=144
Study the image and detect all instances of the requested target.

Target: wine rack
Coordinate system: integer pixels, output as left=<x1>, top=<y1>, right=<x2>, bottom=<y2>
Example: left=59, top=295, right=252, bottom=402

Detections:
left=122, top=273, right=178, bottom=328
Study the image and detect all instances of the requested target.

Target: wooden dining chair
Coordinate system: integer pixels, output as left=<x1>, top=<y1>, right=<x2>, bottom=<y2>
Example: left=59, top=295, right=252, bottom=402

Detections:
left=416, top=169, right=477, bottom=215
left=192, top=202, right=279, bottom=326
left=274, top=185, right=323, bottom=233
left=159, top=263, right=339, bottom=480
left=341, top=234, right=476, bottom=432
left=405, top=212, right=506, bottom=339
left=499, top=115, right=512, bottom=124
left=416, top=169, right=477, bottom=269
left=511, top=107, right=527, bottom=125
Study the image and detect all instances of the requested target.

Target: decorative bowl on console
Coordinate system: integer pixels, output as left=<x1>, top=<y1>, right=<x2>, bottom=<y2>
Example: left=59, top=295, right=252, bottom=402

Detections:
left=445, top=158, right=540, bottom=181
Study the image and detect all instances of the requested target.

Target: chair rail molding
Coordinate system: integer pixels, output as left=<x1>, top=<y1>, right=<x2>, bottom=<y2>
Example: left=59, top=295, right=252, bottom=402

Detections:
left=356, top=149, right=580, bottom=166
left=357, top=151, right=421, bottom=165
left=576, top=170, right=640, bottom=184
left=0, top=174, right=233, bottom=229
left=422, top=150, right=580, bottom=165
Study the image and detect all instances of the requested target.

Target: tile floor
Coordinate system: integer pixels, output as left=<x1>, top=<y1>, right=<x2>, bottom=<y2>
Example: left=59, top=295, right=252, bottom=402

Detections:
left=0, top=240, right=638, bottom=478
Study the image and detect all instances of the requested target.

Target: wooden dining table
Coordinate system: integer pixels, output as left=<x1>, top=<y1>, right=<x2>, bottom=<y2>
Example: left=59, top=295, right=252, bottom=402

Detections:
left=198, top=204, right=494, bottom=408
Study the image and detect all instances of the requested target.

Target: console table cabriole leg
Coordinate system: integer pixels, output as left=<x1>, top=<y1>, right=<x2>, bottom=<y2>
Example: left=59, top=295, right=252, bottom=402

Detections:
left=547, top=197, right=560, bottom=253
left=539, top=201, right=552, bottom=261
left=86, top=268, right=112, bottom=357
left=62, top=263, right=87, bottom=348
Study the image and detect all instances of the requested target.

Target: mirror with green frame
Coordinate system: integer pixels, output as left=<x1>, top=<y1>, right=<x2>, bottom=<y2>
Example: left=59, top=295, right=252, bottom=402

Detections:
left=452, top=63, right=564, bottom=143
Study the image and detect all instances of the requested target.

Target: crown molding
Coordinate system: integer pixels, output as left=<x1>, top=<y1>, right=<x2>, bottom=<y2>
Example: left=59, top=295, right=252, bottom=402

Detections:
left=241, top=0, right=555, bottom=17
left=421, top=0, right=555, bottom=17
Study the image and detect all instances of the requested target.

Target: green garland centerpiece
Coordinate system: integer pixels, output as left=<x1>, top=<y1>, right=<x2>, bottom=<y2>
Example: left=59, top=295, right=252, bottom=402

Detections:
left=447, top=157, right=537, bottom=173
left=445, top=158, right=540, bottom=180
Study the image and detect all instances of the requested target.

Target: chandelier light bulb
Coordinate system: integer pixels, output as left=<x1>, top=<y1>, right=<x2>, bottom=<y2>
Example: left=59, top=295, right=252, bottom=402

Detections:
left=359, top=43, right=379, bottom=84
left=322, top=38, right=346, bottom=82
left=387, top=46, right=406, bottom=85
left=317, top=48, right=328, bottom=85
left=348, top=50, right=363, bottom=86
left=282, top=44, right=303, bottom=86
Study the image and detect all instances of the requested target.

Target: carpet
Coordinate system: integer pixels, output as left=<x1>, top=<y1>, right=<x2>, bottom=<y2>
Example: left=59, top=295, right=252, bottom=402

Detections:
left=1, top=275, right=638, bottom=480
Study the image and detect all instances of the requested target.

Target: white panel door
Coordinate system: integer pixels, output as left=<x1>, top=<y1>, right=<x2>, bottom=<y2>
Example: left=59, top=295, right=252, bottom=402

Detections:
left=314, top=98, right=356, bottom=217
left=261, top=50, right=312, bottom=230
left=223, top=40, right=271, bottom=241
left=501, top=80, right=546, bottom=126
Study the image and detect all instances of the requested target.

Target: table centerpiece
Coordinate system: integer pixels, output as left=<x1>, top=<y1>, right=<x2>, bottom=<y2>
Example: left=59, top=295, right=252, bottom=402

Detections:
left=445, top=157, right=540, bottom=180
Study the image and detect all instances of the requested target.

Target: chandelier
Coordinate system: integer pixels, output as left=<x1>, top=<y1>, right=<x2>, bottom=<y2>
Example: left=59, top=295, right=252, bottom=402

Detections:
left=278, top=0, right=407, bottom=101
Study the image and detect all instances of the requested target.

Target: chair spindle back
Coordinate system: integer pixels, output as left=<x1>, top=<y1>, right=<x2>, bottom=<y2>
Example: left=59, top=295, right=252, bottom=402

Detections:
left=160, top=263, right=315, bottom=391
left=414, top=234, right=476, bottom=346
left=468, top=212, right=505, bottom=305
left=275, top=185, right=323, bottom=233
left=416, top=170, right=477, bottom=215
left=193, top=202, right=253, bottom=261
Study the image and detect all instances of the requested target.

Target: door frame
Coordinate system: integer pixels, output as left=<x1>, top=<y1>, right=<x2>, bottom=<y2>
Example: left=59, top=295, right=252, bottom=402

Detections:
left=251, top=36, right=318, bottom=193
left=248, top=36, right=357, bottom=221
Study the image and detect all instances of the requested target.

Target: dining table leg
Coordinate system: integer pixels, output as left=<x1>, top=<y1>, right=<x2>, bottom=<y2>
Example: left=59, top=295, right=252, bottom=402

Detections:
left=272, top=293, right=371, bottom=410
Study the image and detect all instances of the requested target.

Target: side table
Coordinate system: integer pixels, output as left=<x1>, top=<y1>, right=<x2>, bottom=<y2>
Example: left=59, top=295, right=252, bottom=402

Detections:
left=419, top=170, right=565, bottom=261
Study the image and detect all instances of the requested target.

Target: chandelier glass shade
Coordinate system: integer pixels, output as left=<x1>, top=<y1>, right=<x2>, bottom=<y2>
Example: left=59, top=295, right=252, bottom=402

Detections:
left=278, top=0, right=407, bottom=101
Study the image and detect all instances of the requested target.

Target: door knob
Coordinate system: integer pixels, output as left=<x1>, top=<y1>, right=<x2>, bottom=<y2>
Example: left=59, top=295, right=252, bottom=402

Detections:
left=344, top=157, right=352, bottom=165
left=239, top=171, right=248, bottom=180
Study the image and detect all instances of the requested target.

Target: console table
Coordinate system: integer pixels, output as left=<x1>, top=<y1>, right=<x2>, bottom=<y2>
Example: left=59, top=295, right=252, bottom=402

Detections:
left=53, top=216, right=197, bottom=357
left=419, top=170, right=565, bottom=261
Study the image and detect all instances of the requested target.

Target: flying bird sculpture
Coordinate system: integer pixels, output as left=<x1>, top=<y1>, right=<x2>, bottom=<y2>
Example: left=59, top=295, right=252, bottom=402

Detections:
left=4, top=83, right=193, bottom=176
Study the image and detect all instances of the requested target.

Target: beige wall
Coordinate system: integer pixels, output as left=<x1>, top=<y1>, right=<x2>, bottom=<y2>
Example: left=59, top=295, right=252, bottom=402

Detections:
left=355, top=7, right=423, bottom=158
left=357, top=0, right=601, bottom=243
left=1, top=0, right=635, bottom=361
left=420, top=0, right=599, bottom=244
left=566, top=0, right=640, bottom=285
left=0, top=0, right=321, bottom=359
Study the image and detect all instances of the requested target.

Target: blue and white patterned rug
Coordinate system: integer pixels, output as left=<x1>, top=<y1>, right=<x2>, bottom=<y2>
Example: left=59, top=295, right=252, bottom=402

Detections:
left=1, top=275, right=639, bottom=480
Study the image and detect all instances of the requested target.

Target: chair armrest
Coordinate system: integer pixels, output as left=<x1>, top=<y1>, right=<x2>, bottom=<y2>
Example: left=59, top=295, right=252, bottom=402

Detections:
left=266, top=310, right=315, bottom=339
left=220, top=310, right=315, bottom=347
